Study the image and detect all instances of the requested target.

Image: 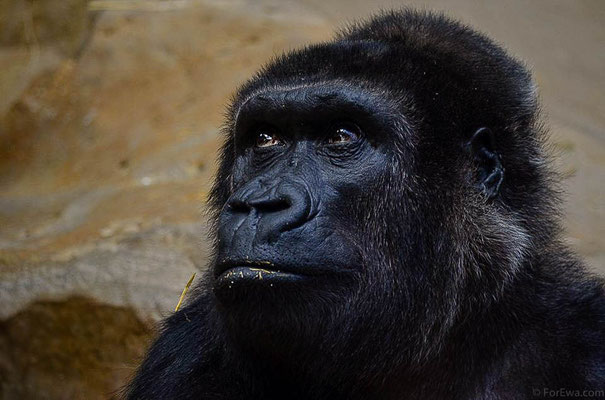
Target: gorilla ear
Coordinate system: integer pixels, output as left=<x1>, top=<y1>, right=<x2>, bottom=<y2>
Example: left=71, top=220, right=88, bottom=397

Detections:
left=467, top=127, right=504, bottom=199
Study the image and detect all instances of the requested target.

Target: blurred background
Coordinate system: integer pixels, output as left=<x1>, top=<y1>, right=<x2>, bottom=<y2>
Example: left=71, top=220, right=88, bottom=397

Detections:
left=0, top=0, right=603, bottom=398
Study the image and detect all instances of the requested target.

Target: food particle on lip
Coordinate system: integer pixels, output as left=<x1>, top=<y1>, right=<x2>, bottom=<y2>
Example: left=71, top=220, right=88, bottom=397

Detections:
left=221, top=266, right=277, bottom=280
left=248, top=267, right=275, bottom=274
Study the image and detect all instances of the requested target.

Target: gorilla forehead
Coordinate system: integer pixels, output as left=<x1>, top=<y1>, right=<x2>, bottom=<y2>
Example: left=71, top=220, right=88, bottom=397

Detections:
left=232, top=12, right=536, bottom=134
left=233, top=40, right=402, bottom=109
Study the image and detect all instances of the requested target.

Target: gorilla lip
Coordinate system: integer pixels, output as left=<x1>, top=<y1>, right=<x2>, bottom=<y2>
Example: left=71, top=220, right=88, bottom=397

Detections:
left=219, top=266, right=298, bottom=278
left=214, top=257, right=334, bottom=284
left=214, top=265, right=308, bottom=287
left=216, top=259, right=318, bottom=278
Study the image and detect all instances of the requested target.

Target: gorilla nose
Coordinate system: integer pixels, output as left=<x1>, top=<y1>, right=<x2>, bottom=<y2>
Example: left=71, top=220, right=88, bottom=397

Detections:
left=222, top=181, right=314, bottom=245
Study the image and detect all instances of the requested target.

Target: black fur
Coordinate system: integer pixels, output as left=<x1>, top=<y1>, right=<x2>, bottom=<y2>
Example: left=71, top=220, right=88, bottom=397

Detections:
left=126, top=10, right=605, bottom=399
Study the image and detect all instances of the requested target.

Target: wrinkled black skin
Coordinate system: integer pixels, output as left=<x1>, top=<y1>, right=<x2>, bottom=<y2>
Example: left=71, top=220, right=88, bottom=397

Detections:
left=126, top=10, right=605, bottom=400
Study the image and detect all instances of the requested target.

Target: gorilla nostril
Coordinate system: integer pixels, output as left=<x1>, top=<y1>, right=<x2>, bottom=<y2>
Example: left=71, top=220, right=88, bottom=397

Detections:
left=227, top=196, right=291, bottom=215
left=227, top=199, right=250, bottom=214
left=249, top=197, right=291, bottom=213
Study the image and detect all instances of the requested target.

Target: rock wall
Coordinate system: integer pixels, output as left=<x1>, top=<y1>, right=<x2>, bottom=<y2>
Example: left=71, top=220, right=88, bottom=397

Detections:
left=0, top=297, right=152, bottom=399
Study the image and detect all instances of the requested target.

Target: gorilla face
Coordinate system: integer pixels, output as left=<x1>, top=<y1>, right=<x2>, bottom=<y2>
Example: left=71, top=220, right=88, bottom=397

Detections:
left=213, top=84, right=397, bottom=304
left=210, top=84, right=424, bottom=371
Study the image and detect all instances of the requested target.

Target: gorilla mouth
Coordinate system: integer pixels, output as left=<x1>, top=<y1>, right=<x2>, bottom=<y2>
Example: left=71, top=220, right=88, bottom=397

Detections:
left=214, top=261, right=312, bottom=287
left=218, top=265, right=303, bottom=282
left=213, top=262, right=333, bottom=305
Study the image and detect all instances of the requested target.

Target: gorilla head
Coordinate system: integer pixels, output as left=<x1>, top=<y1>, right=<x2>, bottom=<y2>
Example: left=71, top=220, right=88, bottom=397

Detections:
left=128, top=10, right=604, bottom=400
left=211, top=9, right=538, bottom=367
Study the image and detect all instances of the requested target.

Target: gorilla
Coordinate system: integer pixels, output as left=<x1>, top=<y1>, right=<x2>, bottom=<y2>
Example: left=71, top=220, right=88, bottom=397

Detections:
left=127, top=10, right=604, bottom=399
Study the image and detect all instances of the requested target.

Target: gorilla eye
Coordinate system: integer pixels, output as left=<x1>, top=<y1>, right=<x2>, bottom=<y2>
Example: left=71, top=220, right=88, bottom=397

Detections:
left=255, top=131, right=282, bottom=148
left=326, top=123, right=361, bottom=145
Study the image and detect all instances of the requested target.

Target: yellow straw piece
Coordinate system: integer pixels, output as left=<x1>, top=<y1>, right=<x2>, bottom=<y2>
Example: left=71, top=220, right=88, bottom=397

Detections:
left=175, top=273, right=196, bottom=312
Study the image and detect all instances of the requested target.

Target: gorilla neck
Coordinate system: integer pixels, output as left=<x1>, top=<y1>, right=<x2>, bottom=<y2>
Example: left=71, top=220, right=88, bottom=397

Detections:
left=216, top=311, right=472, bottom=399
left=210, top=269, right=543, bottom=400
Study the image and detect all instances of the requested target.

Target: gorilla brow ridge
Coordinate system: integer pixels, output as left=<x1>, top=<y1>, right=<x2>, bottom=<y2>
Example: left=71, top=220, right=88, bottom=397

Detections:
left=232, top=80, right=415, bottom=146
